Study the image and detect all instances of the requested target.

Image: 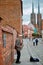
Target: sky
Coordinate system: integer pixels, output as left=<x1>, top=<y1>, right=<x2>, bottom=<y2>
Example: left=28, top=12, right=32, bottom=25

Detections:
left=22, top=0, right=43, bottom=25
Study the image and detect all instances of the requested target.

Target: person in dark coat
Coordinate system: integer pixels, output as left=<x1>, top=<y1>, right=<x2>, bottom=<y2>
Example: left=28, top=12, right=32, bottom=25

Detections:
left=15, top=34, right=23, bottom=64
left=35, top=38, right=38, bottom=46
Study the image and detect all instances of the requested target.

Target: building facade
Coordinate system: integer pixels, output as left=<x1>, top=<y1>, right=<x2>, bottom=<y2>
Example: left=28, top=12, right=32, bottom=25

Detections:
left=0, top=0, right=23, bottom=34
left=41, top=20, right=43, bottom=39
left=23, top=25, right=28, bottom=38
left=42, top=20, right=43, bottom=30
left=0, top=24, right=17, bottom=65
left=31, top=14, right=36, bottom=26
left=37, top=0, right=42, bottom=34
left=31, top=0, right=42, bottom=34
left=30, top=1, right=36, bottom=27
left=37, top=14, right=42, bottom=33
left=0, top=0, right=23, bottom=65
left=23, top=24, right=34, bottom=38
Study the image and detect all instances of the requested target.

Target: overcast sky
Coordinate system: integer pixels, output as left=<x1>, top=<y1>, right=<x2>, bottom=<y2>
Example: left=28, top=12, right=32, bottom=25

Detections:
left=22, top=0, right=43, bottom=25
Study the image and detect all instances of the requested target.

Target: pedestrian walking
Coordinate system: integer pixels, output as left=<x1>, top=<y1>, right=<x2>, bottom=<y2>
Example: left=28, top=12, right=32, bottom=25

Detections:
left=15, top=34, right=23, bottom=64
left=35, top=38, right=38, bottom=46
left=33, top=38, right=35, bottom=46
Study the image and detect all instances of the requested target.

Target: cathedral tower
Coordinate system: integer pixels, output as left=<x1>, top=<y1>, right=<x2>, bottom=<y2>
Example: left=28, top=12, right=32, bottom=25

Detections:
left=37, top=0, right=42, bottom=33
left=30, top=0, right=36, bottom=27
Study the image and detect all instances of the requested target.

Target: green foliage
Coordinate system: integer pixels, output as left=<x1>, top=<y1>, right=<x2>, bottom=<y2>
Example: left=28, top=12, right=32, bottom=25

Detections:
left=32, top=33, right=39, bottom=37
left=32, top=32, right=42, bottom=38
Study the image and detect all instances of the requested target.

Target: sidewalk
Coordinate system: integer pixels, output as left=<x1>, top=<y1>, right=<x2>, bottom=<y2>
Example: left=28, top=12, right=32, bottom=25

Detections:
left=12, top=39, right=43, bottom=65
left=27, top=39, right=43, bottom=65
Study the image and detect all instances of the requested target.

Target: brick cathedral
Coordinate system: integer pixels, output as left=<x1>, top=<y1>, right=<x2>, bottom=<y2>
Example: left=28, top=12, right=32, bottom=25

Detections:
left=30, top=0, right=42, bottom=34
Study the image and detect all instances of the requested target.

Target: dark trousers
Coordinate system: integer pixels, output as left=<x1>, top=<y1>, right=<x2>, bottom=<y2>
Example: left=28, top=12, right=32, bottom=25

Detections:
left=33, top=42, right=35, bottom=46
left=36, top=42, right=38, bottom=46
left=16, top=50, right=21, bottom=62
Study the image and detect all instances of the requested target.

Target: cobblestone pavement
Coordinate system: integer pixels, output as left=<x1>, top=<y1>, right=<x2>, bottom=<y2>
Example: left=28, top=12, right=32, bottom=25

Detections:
left=12, top=39, right=43, bottom=65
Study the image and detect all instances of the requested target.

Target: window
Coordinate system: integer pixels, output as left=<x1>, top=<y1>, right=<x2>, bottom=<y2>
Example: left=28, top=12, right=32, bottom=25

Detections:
left=3, top=33, right=6, bottom=48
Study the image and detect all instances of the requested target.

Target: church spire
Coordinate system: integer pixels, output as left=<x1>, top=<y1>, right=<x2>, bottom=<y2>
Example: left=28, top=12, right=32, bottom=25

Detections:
left=38, top=0, right=40, bottom=13
left=32, top=0, right=34, bottom=13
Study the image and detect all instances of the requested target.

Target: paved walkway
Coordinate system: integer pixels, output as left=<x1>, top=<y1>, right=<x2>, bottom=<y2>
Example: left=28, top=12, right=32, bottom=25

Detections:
left=26, top=39, right=43, bottom=65
left=12, top=39, right=43, bottom=65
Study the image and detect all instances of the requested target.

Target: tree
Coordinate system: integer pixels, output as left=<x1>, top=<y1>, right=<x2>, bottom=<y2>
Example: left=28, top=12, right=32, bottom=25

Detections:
left=32, top=33, right=39, bottom=37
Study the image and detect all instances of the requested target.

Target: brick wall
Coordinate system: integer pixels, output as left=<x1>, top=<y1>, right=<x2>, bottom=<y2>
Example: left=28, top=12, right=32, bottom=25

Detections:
left=0, top=25, right=17, bottom=65
left=0, top=0, right=22, bottom=34
left=0, top=24, right=4, bottom=65
left=42, top=20, right=43, bottom=30
left=2, top=31, right=13, bottom=65
left=0, top=0, right=23, bottom=64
